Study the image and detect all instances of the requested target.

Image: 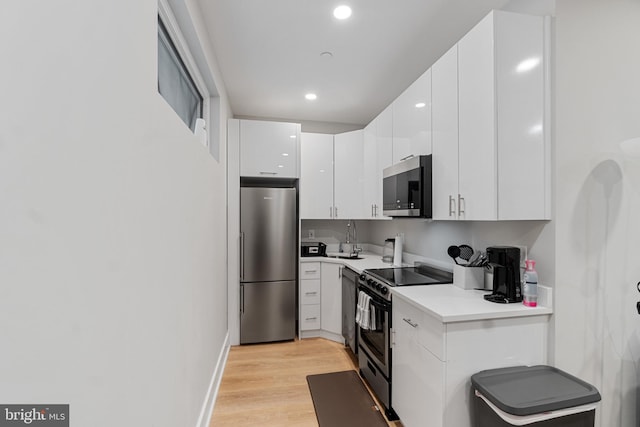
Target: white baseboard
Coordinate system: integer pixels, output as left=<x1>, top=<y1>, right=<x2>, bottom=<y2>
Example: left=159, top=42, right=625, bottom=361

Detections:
left=196, top=331, right=230, bottom=427
left=299, top=329, right=345, bottom=345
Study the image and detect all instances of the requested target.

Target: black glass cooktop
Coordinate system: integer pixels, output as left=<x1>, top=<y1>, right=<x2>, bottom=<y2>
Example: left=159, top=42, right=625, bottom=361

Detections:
left=365, top=265, right=453, bottom=287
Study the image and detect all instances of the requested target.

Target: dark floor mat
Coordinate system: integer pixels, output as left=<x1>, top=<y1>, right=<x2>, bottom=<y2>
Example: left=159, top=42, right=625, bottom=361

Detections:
left=306, top=370, right=388, bottom=427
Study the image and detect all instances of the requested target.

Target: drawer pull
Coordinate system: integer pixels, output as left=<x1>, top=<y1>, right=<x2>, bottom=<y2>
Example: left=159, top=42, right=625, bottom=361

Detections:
left=305, top=269, right=318, bottom=273
left=403, top=318, right=418, bottom=328
left=305, top=292, right=318, bottom=296
left=305, top=317, right=318, bottom=321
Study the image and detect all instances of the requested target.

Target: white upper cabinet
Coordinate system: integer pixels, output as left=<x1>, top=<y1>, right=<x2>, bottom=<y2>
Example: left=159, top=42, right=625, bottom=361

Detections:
left=432, top=45, right=460, bottom=220
left=334, top=130, right=364, bottom=219
left=456, top=10, right=548, bottom=220
left=392, top=68, right=432, bottom=164
left=300, top=130, right=364, bottom=219
left=239, top=119, right=300, bottom=178
left=300, top=133, right=334, bottom=219
left=362, top=107, right=393, bottom=219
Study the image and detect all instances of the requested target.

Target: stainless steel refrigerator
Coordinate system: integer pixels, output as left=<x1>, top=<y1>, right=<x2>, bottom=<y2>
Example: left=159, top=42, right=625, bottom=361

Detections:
left=240, top=186, right=297, bottom=344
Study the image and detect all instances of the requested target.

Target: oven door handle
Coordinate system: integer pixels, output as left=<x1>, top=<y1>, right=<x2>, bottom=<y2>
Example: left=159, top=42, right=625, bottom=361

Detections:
left=358, top=287, right=391, bottom=310
left=368, top=298, right=391, bottom=311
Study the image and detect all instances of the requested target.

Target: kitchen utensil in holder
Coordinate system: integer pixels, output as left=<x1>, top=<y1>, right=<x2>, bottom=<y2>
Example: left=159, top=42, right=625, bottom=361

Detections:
left=453, top=264, right=484, bottom=290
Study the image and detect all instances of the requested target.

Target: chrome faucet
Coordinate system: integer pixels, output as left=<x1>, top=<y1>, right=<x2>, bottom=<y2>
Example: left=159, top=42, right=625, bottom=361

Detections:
left=344, top=220, right=362, bottom=256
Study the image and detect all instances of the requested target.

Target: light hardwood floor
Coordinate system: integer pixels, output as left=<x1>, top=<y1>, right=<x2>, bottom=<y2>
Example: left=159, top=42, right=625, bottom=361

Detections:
left=209, top=338, right=403, bottom=426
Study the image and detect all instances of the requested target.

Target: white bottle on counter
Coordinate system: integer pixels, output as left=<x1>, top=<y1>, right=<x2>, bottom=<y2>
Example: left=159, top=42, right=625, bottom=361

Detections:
left=393, top=233, right=403, bottom=267
left=523, top=259, right=538, bottom=307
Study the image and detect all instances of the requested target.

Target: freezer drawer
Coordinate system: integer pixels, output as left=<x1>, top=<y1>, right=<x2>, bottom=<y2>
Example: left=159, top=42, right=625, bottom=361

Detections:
left=240, top=281, right=296, bottom=344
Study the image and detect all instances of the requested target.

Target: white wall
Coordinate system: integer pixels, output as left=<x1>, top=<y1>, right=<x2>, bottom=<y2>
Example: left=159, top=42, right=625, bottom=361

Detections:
left=0, top=1, right=230, bottom=426
left=554, top=0, right=640, bottom=425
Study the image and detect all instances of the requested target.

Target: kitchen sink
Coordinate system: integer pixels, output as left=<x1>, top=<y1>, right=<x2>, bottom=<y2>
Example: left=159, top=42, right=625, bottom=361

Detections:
left=327, top=254, right=363, bottom=260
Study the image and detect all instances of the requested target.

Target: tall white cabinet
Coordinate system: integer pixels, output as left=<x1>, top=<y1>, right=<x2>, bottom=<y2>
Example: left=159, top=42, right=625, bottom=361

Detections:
left=362, top=107, right=393, bottom=219
left=432, top=45, right=460, bottom=220
left=334, top=130, right=364, bottom=219
left=392, top=68, right=432, bottom=163
left=300, top=130, right=364, bottom=219
left=457, top=10, right=549, bottom=220
left=299, top=133, right=334, bottom=219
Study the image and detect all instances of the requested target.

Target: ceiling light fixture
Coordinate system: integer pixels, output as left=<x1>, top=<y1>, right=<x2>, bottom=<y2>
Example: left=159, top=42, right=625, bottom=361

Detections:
left=305, top=93, right=317, bottom=101
left=415, top=102, right=426, bottom=108
left=333, top=5, right=352, bottom=20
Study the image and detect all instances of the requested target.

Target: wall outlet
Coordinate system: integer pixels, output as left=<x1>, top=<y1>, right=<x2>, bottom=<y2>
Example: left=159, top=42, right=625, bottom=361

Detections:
left=308, top=229, right=315, bottom=239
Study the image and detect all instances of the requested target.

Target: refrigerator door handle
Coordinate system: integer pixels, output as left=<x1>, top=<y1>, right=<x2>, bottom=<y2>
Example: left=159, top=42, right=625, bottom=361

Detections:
left=239, top=232, right=245, bottom=280
left=240, top=283, right=244, bottom=314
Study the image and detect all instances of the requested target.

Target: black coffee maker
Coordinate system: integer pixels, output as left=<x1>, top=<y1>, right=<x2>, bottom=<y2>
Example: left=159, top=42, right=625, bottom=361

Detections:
left=484, top=246, right=522, bottom=303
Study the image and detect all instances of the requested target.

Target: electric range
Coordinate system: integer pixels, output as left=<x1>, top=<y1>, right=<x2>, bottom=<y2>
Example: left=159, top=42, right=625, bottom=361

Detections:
left=356, top=262, right=452, bottom=421
left=359, top=263, right=453, bottom=301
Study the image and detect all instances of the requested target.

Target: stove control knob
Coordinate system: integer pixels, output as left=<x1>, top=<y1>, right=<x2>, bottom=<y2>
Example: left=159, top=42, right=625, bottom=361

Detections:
left=381, top=286, right=388, bottom=295
left=367, top=279, right=374, bottom=287
left=359, top=274, right=366, bottom=281
left=375, top=283, right=382, bottom=290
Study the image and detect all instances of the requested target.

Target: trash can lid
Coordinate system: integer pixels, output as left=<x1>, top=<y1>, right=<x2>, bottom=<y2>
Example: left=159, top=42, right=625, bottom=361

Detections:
left=471, top=365, right=601, bottom=416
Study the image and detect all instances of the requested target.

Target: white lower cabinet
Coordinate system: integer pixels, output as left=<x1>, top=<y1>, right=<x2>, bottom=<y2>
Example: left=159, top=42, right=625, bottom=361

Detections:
left=392, top=305, right=444, bottom=427
left=300, top=262, right=321, bottom=331
left=392, top=295, right=548, bottom=427
left=299, top=261, right=343, bottom=342
left=320, top=263, right=342, bottom=336
left=300, top=304, right=321, bottom=330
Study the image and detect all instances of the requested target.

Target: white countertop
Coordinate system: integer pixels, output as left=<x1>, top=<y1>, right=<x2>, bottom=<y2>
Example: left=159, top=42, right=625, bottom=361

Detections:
left=300, top=252, right=394, bottom=274
left=392, top=285, right=552, bottom=323
left=300, top=254, right=553, bottom=323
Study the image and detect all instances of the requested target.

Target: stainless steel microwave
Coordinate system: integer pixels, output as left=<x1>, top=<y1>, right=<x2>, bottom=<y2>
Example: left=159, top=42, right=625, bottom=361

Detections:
left=382, top=155, right=432, bottom=218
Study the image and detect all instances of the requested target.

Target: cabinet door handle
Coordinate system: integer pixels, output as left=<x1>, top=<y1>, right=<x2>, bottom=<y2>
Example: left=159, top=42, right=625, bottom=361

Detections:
left=403, top=318, right=418, bottom=328
left=259, top=171, right=278, bottom=175
left=458, top=194, right=465, bottom=217
left=400, top=154, right=415, bottom=161
left=334, top=206, right=338, bottom=218
left=371, top=204, right=374, bottom=217
left=449, top=195, right=456, bottom=217
left=330, top=206, right=333, bottom=218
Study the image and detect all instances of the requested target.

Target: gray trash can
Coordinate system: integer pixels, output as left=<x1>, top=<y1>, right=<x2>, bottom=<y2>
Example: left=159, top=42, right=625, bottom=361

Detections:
left=471, top=365, right=601, bottom=427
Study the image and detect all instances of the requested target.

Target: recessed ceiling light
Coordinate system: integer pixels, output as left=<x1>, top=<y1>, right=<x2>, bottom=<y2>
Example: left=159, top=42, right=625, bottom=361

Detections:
left=282, top=152, right=289, bottom=156
left=278, top=165, right=284, bottom=168
left=415, top=102, right=426, bottom=108
left=305, top=93, right=317, bottom=101
left=289, top=135, right=296, bottom=139
left=333, top=5, right=352, bottom=20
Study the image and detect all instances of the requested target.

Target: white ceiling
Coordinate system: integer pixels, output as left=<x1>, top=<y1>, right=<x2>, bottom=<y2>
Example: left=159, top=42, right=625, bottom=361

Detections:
left=196, top=0, right=551, bottom=127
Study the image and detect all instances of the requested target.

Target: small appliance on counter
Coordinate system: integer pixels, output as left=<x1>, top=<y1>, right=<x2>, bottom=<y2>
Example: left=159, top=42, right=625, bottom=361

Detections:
left=484, top=246, right=522, bottom=303
left=382, top=238, right=394, bottom=263
left=301, top=241, right=327, bottom=257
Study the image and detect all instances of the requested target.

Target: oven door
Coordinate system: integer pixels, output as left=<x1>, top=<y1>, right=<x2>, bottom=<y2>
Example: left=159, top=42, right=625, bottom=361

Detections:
left=357, top=286, right=391, bottom=378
